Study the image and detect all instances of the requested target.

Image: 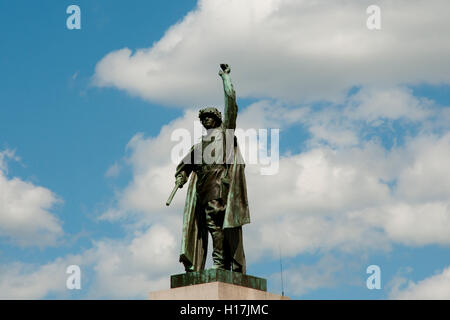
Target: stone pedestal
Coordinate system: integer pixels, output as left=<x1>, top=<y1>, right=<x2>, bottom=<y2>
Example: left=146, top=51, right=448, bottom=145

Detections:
left=149, top=269, right=289, bottom=300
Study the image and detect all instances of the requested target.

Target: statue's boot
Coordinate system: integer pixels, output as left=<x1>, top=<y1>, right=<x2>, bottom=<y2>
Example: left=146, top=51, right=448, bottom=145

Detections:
left=224, top=227, right=246, bottom=274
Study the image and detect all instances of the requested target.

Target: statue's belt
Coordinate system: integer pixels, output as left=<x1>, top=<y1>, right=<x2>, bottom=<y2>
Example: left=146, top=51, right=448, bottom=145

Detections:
left=195, top=164, right=227, bottom=174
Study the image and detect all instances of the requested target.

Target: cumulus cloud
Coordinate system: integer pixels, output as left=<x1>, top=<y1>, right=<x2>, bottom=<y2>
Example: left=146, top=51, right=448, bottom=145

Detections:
left=0, top=256, right=82, bottom=299
left=98, top=109, right=201, bottom=223
left=269, top=254, right=362, bottom=296
left=86, top=0, right=450, bottom=297
left=0, top=223, right=181, bottom=299
left=389, top=266, right=450, bottom=299
left=297, top=86, right=436, bottom=148
left=345, top=86, right=432, bottom=123
left=0, top=150, right=63, bottom=247
left=3, top=0, right=450, bottom=300
left=93, top=0, right=450, bottom=107
left=4, top=85, right=447, bottom=299
left=86, top=224, right=180, bottom=298
left=87, top=89, right=450, bottom=297
left=245, top=143, right=393, bottom=259
left=395, top=133, right=450, bottom=203
left=247, top=132, right=450, bottom=259
left=96, top=89, right=450, bottom=267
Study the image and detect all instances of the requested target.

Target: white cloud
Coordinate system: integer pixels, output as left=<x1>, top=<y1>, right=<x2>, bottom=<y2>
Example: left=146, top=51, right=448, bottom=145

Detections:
left=91, top=0, right=450, bottom=264
left=93, top=0, right=450, bottom=107
left=0, top=150, right=63, bottom=247
left=299, top=86, right=435, bottom=148
left=3, top=0, right=450, bottom=300
left=247, top=131, right=450, bottom=259
left=244, top=143, right=393, bottom=260
left=346, top=86, right=432, bottom=123
left=269, top=254, right=361, bottom=296
left=3, top=90, right=447, bottom=298
left=87, top=0, right=450, bottom=295
left=309, top=125, right=359, bottom=147
left=0, top=223, right=181, bottom=299
left=98, top=109, right=200, bottom=223
left=86, top=223, right=180, bottom=298
left=389, top=266, right=450, bottom=299
left=395, top=133, right=450, bottom=203
left=98, top=88, right=450, bottom=265
left=105, top=162, right=120, bottom=178
left=355, top=202, right=450, bottom=247
left=0, top=256, right=82, bottom=299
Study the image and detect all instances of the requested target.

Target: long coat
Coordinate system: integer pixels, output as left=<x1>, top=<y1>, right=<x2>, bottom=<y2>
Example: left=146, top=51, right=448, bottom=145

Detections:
left=178, top=136, right=250, bottom=271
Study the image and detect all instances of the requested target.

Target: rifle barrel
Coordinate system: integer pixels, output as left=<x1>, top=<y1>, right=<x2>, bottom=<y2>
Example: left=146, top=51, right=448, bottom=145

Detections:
left=166, top=183, right=180, bottom=206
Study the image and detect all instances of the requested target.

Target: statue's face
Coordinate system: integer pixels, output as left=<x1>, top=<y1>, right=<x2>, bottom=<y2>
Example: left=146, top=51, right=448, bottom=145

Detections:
left=201, top=115, right=218, bottom=129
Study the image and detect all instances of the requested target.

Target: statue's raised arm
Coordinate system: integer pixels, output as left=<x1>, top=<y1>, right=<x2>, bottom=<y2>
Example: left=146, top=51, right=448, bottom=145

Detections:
left=219, top=64, right=238, bottom=130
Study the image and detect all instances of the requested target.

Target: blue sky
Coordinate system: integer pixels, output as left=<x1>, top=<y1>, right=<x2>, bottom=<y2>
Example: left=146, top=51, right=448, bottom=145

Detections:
left=1, top=0, right=450, bottom=299
left=0, top=0, right=191, bottom=252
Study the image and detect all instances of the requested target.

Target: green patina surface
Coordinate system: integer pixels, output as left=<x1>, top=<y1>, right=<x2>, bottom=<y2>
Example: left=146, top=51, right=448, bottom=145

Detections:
left=171, top=269, right=267, bottom=291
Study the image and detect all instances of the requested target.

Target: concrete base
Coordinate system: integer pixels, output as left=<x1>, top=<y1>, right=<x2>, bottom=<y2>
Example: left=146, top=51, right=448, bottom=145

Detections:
left=149, top=281, right=289, bottom=300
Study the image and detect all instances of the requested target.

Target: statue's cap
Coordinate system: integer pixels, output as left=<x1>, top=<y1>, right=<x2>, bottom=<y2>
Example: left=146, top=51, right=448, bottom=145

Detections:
left=198, top=107, right=222, bottom=122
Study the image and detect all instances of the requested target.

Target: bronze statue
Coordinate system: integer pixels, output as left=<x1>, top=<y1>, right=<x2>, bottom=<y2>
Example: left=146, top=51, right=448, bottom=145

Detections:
left=169, top=64, right=250, bottom=273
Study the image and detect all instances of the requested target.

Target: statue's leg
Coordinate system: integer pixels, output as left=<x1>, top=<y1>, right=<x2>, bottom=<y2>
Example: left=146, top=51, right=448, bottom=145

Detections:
left=224, top=227, right=246, bottom=274
left=205, top=199, right=227, bottom=270
left=196, top=202, right=208, bottom=271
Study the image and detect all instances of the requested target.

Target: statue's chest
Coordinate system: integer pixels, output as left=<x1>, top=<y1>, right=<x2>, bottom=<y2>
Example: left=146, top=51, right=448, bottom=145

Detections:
left=200, top=129, right=225, bottom=163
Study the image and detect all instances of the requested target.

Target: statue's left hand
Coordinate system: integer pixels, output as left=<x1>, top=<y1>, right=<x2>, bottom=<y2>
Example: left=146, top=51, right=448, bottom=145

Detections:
left=219, top=63, right=231, bottom=76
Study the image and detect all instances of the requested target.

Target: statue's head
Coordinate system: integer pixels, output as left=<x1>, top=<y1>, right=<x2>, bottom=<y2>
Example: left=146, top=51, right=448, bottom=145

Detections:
left=199, top=107, right=222, bottom=129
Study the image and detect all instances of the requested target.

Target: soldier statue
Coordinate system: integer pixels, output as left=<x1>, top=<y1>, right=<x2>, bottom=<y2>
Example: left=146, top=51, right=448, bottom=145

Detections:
left=170, top=64, right=250, bottom=273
